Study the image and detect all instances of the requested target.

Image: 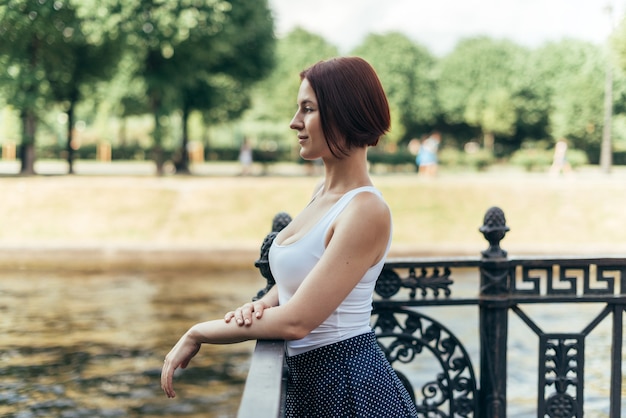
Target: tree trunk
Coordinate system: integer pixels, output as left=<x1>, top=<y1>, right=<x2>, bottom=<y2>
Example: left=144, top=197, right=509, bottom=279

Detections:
left=152, top=111, right=164, bottom=176
left=483, top=131, right=495, bottom=152
left=19, top=109, right=36, bottom=175
left=66, top=102, right=75, bottom=174
left=118, top=117, right=127, bottom=146
left=175, top=106, right=191, bottom=174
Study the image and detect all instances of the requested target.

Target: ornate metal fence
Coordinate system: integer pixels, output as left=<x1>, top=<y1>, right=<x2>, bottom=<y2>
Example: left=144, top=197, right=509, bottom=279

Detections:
left=238, top=207, right=625, bottom=417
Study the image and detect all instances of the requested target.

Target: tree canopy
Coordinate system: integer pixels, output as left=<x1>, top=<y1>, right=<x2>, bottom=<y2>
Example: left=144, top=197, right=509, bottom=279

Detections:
left=0, top=0, right=134, bottom=173
left=0, top=0, right=275, bottom=174
left=114, top=0, right=275, bottom=173
left=2, top=6, right=626, bottom=172
left=352, top=32, right=438, bottom=146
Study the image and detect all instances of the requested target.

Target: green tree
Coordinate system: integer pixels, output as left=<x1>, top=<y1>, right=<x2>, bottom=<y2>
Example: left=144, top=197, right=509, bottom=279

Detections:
left=249, top=28, right=338, bottom=121
left=352, top=32, right=438, bottom=146
left=0, top=0, right=125, bottom=174
left=464, top=87, right=516, bottom=150
left=119, top=0, right=275, bottom=175
left=48, top=2, right=124, bottom=173
left=436, top=37, right=530, bottom=152
left=531, top=40, right=605, bottom=154
left=0, top=0, right=69, bottom=173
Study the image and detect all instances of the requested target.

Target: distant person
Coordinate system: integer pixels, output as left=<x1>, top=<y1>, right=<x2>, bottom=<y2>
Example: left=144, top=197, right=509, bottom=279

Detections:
left=550, top=138, right=571, bottom=176
left=161, top=56, right=418, bottom=417
left=407, top=138, right=421, bottom=172
left=408, top=138, right=421, bottom=156
left=238, top=137, right=253, bottom=175
left=417, top=131, right=441, bottom=177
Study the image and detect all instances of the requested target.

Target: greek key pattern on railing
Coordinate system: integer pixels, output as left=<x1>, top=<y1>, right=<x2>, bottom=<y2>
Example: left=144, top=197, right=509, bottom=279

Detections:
left=371, top=307, right=478, bottom=417
left=511, top=262, right=626, bottom=296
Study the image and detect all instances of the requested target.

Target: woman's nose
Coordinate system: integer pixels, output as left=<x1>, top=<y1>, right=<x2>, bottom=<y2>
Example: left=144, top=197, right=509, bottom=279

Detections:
left=290, top=112, right=302, bottom=130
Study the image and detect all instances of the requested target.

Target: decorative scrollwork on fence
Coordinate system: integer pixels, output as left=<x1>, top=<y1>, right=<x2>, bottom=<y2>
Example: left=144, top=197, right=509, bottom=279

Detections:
left=375, top=266, right=454, bottom=299
left=371, top=307, right=477, bottom=417
left=539, top=335, right=583, bottom=418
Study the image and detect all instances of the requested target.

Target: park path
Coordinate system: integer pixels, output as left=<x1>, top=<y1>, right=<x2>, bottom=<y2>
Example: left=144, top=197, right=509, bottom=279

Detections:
left=2, top=160, right=626, bottom=270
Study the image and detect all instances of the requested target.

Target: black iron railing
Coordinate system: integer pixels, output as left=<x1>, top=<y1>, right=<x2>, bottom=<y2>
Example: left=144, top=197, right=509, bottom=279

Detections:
left=238, top=207, right=625, bottom=417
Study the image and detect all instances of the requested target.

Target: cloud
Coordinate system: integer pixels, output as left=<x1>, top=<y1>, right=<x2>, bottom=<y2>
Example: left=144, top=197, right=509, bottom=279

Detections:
left=269, top=0, right=622, bottom=55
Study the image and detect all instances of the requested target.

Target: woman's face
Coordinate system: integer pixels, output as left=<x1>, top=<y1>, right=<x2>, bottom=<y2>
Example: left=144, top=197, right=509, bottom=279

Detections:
left=290, top=78, right=329, bottom=161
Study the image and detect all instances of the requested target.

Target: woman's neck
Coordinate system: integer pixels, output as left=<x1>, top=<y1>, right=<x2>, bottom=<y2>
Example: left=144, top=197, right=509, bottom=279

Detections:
left=320, top=148, right=372, bottom=195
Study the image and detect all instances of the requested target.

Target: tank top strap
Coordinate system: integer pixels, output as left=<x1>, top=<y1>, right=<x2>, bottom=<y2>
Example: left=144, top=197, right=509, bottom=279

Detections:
left=335, top=186, right=380, bottom=209
left=315, top=186, right=382, bottom=240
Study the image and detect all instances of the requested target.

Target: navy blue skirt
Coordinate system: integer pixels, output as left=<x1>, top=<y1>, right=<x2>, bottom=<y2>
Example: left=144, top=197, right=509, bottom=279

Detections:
left=285, top=331, right=418, bottom=417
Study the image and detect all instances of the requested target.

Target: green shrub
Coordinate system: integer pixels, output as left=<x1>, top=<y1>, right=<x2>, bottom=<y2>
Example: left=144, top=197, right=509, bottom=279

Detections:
left=509, top=145, right=588, bottom=171
left=509, top=148, right=553, bottom=171
left=438, top=147, right=463, bottom=167
left=438, top=147, right=495, bottom=171
left=205, top=146, right=239, bottom=161
left=614, top=150, right=626, bottom=165
left=566, top=149, right=588, bottom=168
left=367, top=149, right=415, bottom=166
left=465, top=149, right=495, bottom=171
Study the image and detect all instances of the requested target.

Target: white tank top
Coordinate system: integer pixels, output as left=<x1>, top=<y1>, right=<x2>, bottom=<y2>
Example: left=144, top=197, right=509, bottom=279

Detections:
left=269, top=186, right=392, bottom=356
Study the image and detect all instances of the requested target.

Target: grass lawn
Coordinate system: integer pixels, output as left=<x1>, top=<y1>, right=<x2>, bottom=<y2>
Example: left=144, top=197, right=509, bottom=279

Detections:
left=1, top=165, right=626, bottom=258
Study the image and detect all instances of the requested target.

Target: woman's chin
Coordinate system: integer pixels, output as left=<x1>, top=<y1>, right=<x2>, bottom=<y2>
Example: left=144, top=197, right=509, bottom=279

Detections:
left=299, top=150, right=314, bottom=160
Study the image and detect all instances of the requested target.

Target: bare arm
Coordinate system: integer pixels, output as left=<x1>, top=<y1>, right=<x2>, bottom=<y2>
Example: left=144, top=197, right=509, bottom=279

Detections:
left=161, top=193, right=390, bottom=398
left=224, top=285, right=279, bottom=325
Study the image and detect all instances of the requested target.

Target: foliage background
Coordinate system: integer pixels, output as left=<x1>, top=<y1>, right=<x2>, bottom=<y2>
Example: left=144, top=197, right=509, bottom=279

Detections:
left=2, top=1, right=626, bottom=172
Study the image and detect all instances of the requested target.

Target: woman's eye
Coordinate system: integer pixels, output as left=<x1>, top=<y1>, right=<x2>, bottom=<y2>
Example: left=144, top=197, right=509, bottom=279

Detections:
left=304, top=107, right=314, bottom=113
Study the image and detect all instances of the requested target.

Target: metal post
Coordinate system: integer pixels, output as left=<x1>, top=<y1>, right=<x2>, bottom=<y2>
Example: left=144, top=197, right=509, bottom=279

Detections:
left=478, top=207, right=510, bottom=417
left=609, top=304, right=623, bottom=416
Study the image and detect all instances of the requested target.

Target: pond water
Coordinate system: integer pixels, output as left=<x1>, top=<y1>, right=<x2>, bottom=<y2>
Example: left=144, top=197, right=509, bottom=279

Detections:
left=0, top=269, right=261, bottom=418
left=0, top=268, right=622, bottom=417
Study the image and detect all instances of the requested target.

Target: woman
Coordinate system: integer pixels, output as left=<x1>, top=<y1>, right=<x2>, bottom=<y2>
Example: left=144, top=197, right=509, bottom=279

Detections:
left=161, top=57, right=417, bottom=417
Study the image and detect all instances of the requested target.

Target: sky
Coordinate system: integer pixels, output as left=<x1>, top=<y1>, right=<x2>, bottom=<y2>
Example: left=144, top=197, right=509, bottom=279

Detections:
left=268, top=0, right=625, bottom=56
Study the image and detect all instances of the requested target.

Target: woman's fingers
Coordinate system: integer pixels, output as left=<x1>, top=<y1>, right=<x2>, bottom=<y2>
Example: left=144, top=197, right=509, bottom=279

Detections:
left=232, top=303, right=253, bottom=325
left=160, top=333, right=202, bottom=399
left=224, top=301, right=269, bottom=326
left=253, top=301, right=266, bottom=319
left=224, top=311, right=235, bottom=322
left=242, top=303, right=255, bottom=324
left=161, top=358, right=176, bottom=398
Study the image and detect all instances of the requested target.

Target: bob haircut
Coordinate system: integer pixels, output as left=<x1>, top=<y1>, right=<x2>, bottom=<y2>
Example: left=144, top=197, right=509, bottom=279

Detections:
left=300, top=57, right=390, bottom=158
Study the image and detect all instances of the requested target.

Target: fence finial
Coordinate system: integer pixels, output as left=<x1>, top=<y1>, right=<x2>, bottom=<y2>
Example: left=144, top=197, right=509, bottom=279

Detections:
left=479, top=206, right=509, bottom=259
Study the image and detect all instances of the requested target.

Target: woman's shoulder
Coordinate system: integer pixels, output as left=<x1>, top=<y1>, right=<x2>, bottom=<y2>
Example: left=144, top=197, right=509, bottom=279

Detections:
left=333, top=189, right=391, bottom=252
left=345, top=188, right=390, bottom=221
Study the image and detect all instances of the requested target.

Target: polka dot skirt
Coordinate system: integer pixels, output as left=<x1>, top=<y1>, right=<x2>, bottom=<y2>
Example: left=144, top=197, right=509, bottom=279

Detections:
left=285, top=331, right=418, bottom=417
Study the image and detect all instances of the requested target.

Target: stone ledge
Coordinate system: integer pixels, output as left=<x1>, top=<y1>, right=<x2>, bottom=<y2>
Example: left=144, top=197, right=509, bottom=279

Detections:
left=0, top=245, right=260, bottom=271
left=1, top=243, right=622, bottom=272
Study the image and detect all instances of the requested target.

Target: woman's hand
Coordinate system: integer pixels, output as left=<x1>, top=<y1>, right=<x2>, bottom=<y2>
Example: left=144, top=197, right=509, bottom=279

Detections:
left=224, top=300, right=272, bottom=326
left=161, top=329, right=202, bottom=398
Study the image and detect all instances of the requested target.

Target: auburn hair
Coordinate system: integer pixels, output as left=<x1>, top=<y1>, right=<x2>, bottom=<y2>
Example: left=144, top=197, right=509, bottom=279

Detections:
left=300, top=57, right=390, bottom=158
